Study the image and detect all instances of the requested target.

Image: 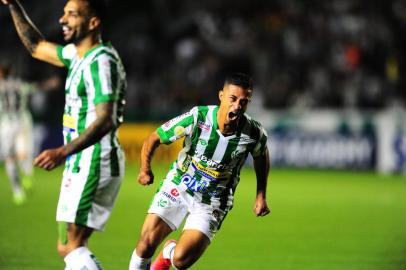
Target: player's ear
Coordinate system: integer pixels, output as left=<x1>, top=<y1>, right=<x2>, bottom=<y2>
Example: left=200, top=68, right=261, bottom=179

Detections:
left=88, top=16, right=101, bottom=31
left=218, top=89, right=224, bottom=101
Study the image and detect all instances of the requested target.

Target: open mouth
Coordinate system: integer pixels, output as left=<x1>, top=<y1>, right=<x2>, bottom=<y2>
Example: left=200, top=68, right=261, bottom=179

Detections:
left=228, top=111, right=240, bottom=121
left=62, top=25, right=72, bottom=36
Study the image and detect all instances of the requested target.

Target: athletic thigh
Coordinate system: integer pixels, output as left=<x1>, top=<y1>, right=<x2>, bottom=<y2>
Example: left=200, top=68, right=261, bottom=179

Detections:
left=172, top=229, right=211, bottom=269
left=136, top=213, right=173, bottom=258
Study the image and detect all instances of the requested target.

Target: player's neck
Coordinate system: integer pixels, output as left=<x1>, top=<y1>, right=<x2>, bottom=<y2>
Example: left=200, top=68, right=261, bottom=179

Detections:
left=217, top=110, right=238, bottom=136
left=75, top=35, right=102, bottom=58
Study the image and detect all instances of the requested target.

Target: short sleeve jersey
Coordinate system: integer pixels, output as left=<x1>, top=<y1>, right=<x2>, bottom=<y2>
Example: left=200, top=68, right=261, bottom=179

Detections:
left=56, top=42, right=126, bottom=175
left=157, top=105, right=268, bottom=210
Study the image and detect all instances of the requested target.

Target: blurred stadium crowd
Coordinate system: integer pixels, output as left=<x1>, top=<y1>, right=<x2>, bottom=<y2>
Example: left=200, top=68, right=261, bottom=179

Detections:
left=1, top=0, right=406, bottom=121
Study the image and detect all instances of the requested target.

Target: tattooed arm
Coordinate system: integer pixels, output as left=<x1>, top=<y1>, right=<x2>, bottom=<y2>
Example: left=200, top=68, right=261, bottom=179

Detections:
left=33, top=102, right=117, bottom=170
left=2, top=0, right=63, bottom=67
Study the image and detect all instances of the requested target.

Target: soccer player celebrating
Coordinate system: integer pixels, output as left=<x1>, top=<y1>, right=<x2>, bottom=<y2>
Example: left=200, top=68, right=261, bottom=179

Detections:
left=129, top=73, right=270, bottom=270
left=1, top=0, right=126, bottom=269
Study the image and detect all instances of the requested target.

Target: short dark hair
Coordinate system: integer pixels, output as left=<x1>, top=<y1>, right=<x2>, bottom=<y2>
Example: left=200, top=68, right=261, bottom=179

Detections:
left=82, top=0, right=108, bottom=24
left=224, top=72, right=253, bottom=91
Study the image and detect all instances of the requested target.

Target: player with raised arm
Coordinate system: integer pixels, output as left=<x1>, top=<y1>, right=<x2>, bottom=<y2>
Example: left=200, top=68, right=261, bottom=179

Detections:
left=1, top=0, right=126, bottom=269
left=129, top=73, right=270, bottom=270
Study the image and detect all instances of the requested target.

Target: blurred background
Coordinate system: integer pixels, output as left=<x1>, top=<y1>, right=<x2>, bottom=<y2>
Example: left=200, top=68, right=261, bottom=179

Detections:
left=1, top=0, right=406, bottom=173
left=1, top=1, right=406, bottom=270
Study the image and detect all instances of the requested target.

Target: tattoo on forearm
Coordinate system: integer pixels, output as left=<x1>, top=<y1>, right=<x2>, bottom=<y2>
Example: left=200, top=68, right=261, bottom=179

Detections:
left=9, top=2, right=44, bottom=54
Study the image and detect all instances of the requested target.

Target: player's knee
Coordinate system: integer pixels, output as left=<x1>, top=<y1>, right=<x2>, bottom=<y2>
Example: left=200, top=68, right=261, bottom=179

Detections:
left=57, top=242, right=68, bottom=258
left=136, top=234, right=158, bottom=257
left=57, top=242, right=80, bottom=258
left=172, top=249, right=193, bottom=270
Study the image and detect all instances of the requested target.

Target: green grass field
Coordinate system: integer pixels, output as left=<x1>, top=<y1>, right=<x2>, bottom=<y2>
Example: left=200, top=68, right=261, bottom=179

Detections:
left=1, top=163, right=405, bottom=270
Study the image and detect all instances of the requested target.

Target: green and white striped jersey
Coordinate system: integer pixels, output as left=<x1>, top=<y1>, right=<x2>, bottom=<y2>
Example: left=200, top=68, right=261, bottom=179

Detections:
left=157, top=105, right=268, bottom=210
left=56, top=42, right=126, bottom=176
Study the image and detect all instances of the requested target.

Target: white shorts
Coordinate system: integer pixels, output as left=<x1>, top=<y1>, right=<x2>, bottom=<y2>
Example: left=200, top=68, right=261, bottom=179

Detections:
left=148, top=180, right=227, bottom=241
left=56, top=150, right=125, bottom=231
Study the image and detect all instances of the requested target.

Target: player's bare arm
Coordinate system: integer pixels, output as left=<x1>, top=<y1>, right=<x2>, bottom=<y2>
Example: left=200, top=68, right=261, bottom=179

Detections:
left=253, top=147, right=271, bottom=217
left=2, top=0, right=63, bottom=67
left=138, top=131, right=162, bottom=186
left=34, top=102, right=116, bottom=170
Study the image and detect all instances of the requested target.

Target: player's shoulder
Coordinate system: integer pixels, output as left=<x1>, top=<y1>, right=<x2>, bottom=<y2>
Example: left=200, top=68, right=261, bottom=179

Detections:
left=191, top=105, right=216, bottom=121
left=60, top=43, right=77, bottom=60
left=92, top=43, right=120, bottom=62
left=194, top=105, right=217, bottom=115
left=241, top=113, right=267, bottom=139
left=243, top=113, right=264, bottom=129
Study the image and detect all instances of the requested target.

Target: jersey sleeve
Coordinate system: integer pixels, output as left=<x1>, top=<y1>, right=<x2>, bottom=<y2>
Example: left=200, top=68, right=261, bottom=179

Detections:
left=56, top=44, right=76, bottom=67
left=157, top=107, right=197, bottom=144
left=251, top=125, right=269, bottom=158
left=87, top=54, right=121, bottom=105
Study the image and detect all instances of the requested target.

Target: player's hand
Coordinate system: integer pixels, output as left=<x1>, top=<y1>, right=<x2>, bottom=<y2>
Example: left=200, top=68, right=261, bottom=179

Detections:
left=253, top=196, right=270, bottom=217
left=33, top=147, right=66, bottom=171
left=138, top=169, right=154, bottom=186
left=1, top=0, right=14, bottom=5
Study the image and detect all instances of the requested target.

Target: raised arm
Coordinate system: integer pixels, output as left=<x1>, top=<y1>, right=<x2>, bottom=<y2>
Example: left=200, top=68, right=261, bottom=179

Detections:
left=2, top=0, right=64, bottom=67
left=137, top=131, right=163, bottom=186
left=253, top=147, right=271, bottom=217
left=33, top=102, right=117, bottom=170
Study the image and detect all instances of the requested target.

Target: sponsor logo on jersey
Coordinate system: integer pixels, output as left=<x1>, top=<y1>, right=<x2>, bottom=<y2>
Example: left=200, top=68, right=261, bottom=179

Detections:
left=198, top=121, right=211, bottom=131
left=194, top=152, right=234, bottom=170
left=157, top=199, right=168, bottom=208
left=174, top=126, right=186, bottom=138
left=162, top=190, right=177, bottom=203
left=162, top=112, right=190, bottom=131
left=63, top=114, right=77, bottom=133
left=181, top=173, right=208, bottom=193
left=191, top=160, right=229, bottom=181
left=170, top=188, right=179, bottom=197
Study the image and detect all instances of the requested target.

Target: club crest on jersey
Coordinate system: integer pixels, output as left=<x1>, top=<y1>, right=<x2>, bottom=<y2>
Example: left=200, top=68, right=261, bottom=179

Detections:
left=198, top=121, right=211, bottom=131
left=198, top=139, right=208, bottom=146
left=231, top=149, right=245, bottom=160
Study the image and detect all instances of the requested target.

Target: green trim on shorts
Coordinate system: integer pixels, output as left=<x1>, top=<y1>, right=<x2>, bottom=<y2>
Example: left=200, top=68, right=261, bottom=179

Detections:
left=58, top=222, right=68, bottom=245
left=75, top=143, right=101, bottom=225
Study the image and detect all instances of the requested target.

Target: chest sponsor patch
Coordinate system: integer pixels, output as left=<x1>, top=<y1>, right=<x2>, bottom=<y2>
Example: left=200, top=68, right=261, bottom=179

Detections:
left=198, top=120, right=211, bottom=131
left=63, top=114, right=76, bottom=132
left=191, top=160, right=229, bottom=181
